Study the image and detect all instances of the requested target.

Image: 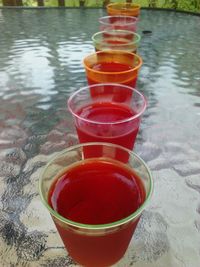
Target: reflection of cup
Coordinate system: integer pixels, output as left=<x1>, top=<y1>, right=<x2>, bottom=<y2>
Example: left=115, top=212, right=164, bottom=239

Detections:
left=107, top=3, right=141, bottom=17
left=67, top=84, right=147, bottom=156
left=83, top=50, right=142, bottom=88
left=92, top=30, right=141, bottom=53
left=39, top=142, right=153, bottom=267
left=99, top=15, right=138, bottom=32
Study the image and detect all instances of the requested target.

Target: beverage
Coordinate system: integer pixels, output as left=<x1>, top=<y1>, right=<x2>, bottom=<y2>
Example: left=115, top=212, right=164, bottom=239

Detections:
left=39, top=143, right=153, bottom=267
left=76, top=102, right=140, bottom=150
left=106, top=3, right=141, bottom=17
left=87, top=61, right=137, bottom=87
left=92, top=30, right=140, bottom=54
left=48, top=157, right=145, bottom=266
left=83, top=51, right=142, bottom=87
left=95, top=39, right=137, bottom=53
left=99, top=15, right=138, bottom=32
left=67, top=84, right=146, bottom=158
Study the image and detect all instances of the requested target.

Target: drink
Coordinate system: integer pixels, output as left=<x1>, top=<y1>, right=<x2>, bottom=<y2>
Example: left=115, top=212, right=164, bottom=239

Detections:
left=48, top=157, right=145, bottom=266
left=106, top=3, right=141, bottom=17
left=83, top=51, right=142, bottom=87
left=67, top=84, right=146, bottom=158
left=95, top=40, right=137, bottom=54
left=99, top=15, right=138, bottom=32
left=92, top=30, right=140, bottom=54
left=87, top=61, right=137, bottom=87
left=39, top=143, right=153, bottom=267
left=76, top=102, right=140, bottom=150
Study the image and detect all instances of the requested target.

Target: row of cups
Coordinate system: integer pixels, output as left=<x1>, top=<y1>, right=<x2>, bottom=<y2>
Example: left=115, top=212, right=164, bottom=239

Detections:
left=68, top=3, right=145, bottom=153
left=39, top=4, right=153, bottom=267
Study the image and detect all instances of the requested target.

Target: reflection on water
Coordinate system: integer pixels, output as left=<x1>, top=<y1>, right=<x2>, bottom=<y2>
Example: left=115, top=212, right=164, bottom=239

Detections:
left=135, top=10, right=200, bottom=151
left=0, top=9, right=96, bottom=105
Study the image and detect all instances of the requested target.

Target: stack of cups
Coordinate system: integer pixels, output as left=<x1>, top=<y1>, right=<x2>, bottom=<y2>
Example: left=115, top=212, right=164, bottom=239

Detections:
left=39, top=4, right=153, bottom=267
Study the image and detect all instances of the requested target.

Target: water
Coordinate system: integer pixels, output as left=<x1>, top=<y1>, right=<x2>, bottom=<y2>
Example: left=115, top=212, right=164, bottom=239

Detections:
left=0, top=8, right=200, bottom=267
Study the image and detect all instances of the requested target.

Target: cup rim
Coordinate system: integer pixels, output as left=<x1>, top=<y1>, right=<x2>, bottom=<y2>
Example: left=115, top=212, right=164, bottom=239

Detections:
left=67, top=83, right=147, bottom=125
left=39, top=142, right=153, bottom=230
left=92, top=30, right=141, bottom=47
left=99, top=15, right=138, bottom=26
left=83, top=50, right=143, bottom=75
left=107, top=3, right=141, bottom=9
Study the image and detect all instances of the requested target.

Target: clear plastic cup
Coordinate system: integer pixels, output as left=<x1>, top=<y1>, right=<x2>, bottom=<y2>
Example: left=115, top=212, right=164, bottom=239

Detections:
left=39, top=142, right=153, bottom=267
left=99, top=15, right=138, bottom=32
left=67, top=83, right=147, bottom=156
left=92, top=30, right=141, bottom=53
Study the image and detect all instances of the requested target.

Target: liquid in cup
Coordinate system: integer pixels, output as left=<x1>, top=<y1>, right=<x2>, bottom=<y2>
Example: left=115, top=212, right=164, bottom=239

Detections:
left=92, top=30, right=141, bottom=53
left=99, top=15, right=138, bottom=32
left=83, top=50, right=142, bottom=88
left=39, top=143, right=153, bottom=267
left=67, top=84, right=146, bottom=159
left=106, top=3, right=141, bottom=17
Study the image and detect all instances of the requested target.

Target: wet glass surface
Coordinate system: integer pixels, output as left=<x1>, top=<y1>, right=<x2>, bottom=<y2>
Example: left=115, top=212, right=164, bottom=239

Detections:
left=0, top=8, right=200, bottom=267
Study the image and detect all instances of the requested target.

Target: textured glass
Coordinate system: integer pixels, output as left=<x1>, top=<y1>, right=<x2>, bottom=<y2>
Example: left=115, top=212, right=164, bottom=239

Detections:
left=0, top=8, right=200, bottom=267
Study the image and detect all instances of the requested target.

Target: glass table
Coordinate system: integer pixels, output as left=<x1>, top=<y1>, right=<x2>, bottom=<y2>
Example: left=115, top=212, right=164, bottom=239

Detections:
left=0, top=7, right=200, bottom=267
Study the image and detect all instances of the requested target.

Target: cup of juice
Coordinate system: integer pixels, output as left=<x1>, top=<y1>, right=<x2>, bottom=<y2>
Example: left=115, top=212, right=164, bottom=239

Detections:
left=106, top=3, right=141, bottom=17
left=92, top=30, right=141, bottom=53
left=99, top=15, right=138, bottom=32
left=67, top=83, right=146, bottom=156
left=83, top=50, right=142, bottom=88
left=39, top=142, right=153, bottom=267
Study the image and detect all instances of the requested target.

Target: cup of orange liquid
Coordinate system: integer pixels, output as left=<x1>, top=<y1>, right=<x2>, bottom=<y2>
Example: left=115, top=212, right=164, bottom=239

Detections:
left=83, top=50, right=142, bottom=88
left=106, top=3, right=141, bottom=17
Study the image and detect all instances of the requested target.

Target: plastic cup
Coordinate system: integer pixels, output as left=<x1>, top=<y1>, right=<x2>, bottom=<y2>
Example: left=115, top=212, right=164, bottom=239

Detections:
left=39, top=142, right=153, bottom=267
left=92, top=30, right=141, bottom=53
left=67, top=83, right=147, bottom=156
left=106, top=3, right=141, bottom=17
left=99, top=15, right=138, bottom=32
left=83, top=50, right=142, bottom=88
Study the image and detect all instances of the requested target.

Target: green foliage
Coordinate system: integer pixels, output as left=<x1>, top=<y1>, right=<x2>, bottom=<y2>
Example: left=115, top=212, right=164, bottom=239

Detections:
left=162, top=0, right=200, bottom=11
left=0, top=0, right=199, bottom=12
left=45, top=0, right=80, bottom=7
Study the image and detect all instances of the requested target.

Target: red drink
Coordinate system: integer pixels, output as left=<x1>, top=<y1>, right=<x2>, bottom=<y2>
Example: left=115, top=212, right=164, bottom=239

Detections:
left=99, top=16, right=138, bottom=32
left=87, top=62, right=137, bottom=87
left=92, top=30, right=140, bottom=54
left=107, top=16, right=137, bottom=32
left=40, top=143, right=153, bottom=267
left=76, top=102, right=140, bottom=151
left=103, top=31, right=134, bottom=41
left=95, top=40, right=137, bottom=53
left=92, top=62, right=132, bottom=72
left=104, top=38, right=137, bottom=53
left=48, top=158, right=145, bottom=267
left=104, top=39, right=131, bottom=45
left=67, top=84, right=147, bottom=157
left=83, top=51, right=142, bottom=88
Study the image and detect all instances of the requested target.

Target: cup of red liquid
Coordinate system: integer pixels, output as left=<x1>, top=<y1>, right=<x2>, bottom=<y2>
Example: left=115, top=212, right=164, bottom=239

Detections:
left=106, top=3, right=141, bottom=17
left=99, top=15, right=138, bottom=32
left=67, top=83, right=146, bottom=157
left=83, top=50, right=142, bottom=88
left=39, top=142, right=153, bottom=267
left=92, top=30, right=141, bottom=53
